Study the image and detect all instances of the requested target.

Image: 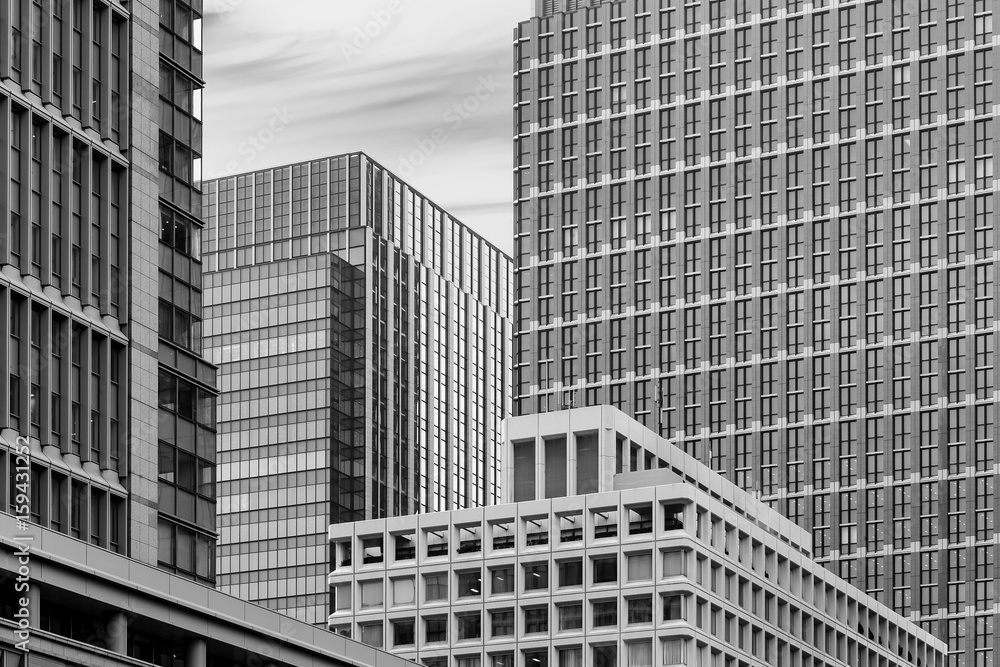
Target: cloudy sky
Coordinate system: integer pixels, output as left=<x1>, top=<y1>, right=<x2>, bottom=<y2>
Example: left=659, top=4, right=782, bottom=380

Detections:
left=202, top=0, right=533, bottom=253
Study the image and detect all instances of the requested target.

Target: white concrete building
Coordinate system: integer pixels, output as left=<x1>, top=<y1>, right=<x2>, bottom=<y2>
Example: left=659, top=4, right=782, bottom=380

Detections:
left=328, top=407, right=947, bottom=667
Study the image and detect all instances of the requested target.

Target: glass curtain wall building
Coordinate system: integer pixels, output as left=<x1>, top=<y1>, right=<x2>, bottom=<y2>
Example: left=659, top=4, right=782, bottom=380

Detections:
left=202, top=152, right=512, bottom=624
left=0, top=0, right=216, bottom=586
left=156, top=0, right=219, bottom=585
left=512, top=0, right=998, bottom=664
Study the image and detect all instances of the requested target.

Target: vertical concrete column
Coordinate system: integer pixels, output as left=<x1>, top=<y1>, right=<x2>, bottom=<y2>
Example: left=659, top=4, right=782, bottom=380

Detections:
left=186, top=637, right=207, bottom=667
left=106, top=611, right=128, bottom=654
left=27, top=581, right=41, bottom=628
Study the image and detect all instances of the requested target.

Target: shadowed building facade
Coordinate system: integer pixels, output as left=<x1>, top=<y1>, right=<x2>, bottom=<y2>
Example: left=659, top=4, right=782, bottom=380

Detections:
left=0, top=0, right=216, bottom=584
left=512, top=0, right=998, bottom=664
left=202, top=153, right=512, bottom=624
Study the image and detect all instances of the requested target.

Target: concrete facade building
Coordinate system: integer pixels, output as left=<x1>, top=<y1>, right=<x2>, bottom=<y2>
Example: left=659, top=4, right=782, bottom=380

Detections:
left=328, top=406, right=948, bottom=667
left=201, top=153, right=513, bottom=624
left=511, top=0, right=999, bottom=662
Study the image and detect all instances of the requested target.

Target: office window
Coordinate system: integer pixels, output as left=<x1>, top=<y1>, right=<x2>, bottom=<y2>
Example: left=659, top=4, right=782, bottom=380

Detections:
left=626, top=641, right=653, bottom=667
left=559, top=603, right=583, bottom=630
left=425, top=616, right=447, bottom=643
left=425, top=573, right=447, bottom=601
left=593, top=600, right=618, bottom=626
left=458, top=570, right=482, bottom=598
left=664, top=593, right=686, bottom=621
left=628, top=505, right=653, bottom=534
left=360, top=580, right=383, bottom=609
left=458, top=612, right=482, bottom=640
left=559, top=559, right=583, bottom=587
left=426, top=529, right=448, bottom=557
left=525, top=562, right=549, bottom=591
left=559, top=513, right=583, bottom=543
left=492, top=521, right=514, bottom=549
left=628, top=553, right=653, bottom=581
left=593, top=645, right=617, bottom=667
left=558, top=647, right=582, bottom=667
left=663, top=550, right=687, bottom=577
left=523, top=649, right=548, bottom=667
left=628, top=597, right=653, bottom=624
left=491, top=609, right=514, bottom=637
left=595, top=509, right=618, bottom=538
left=491, top=566, right=514, bottom=595
left=663, top=639, right=687, bottom=665
left=395, top=533, right=415, bottom=560
left=593, top=556, right=617, bottom=584
left=525, top=607, right=548, bottom=634
left=392, top=619, right=415, bottom=647
left=664, top=504, right=684, bottom=529
left=513, top=440, right=537, bottom=501
left=359, top=623, right=383, bottom=649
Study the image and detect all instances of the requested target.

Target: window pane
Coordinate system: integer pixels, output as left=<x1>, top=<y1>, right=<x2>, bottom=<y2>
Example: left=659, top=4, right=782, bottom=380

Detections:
left=628, top=553, right=652, bottom=581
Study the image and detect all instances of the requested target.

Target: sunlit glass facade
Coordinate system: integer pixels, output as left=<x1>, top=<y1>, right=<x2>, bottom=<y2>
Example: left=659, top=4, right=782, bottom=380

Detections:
left=202, top=153, right=512, bottom=625
left=513, top=0, right=998, bottom=664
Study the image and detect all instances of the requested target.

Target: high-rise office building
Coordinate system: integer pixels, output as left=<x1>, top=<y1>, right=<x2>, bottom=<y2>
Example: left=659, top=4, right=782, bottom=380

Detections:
left=0, top=0, right=216, bottom=584
left=201, top=152, right=512, bottom=624
left=513, top=0, right=997, bottom=663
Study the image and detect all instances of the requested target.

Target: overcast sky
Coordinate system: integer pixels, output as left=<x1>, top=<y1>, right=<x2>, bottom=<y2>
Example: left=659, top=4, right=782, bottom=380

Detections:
left=202, top=0, right=533, bottom=254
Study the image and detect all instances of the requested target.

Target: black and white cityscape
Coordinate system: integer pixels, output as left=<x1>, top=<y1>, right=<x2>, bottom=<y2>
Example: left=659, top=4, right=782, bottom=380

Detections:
left=0, top=1, right=996, bottom=666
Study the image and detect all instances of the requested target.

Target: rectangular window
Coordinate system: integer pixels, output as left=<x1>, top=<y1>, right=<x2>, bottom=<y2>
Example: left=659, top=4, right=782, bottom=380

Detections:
left=491, top=566, right=514, bottom=594
left=524, top=607, right=548, bottom=634
left=628, top=553, right=653, bottom=581
left=593, top=600, right=618, bottom=626
left=491, top=609, right=514, bottom=637
left=424, top=573, right=447, bottom=601
left=513, top=440, right=536, bottom=501
left=525, top=563, right=549, bottom=591
left=627, top=597, right=653, bottom=625
left=559, top=603, right=583, bottom=631
left=559, top=559, right=583, bottom=587
left=593, top=555, right=618, bottom=584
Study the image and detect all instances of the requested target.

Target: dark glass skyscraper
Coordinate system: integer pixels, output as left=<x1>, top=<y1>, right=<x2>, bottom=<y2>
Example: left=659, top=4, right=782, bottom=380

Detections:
left=202, top=153, right=512, bottom=624
left=513, top=0, right=997, bottom=663
left=155, top=0, right=219, bottom=586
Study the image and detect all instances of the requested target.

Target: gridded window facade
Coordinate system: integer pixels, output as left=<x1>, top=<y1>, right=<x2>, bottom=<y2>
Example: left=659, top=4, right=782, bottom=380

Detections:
left=203, top=153, right=513, bottom=625
left=0, top=0, right=216, bottom=583
left=155, top=0, right=217, bottom=587
left=513, top=2, right=999, bottom=662
left=330, top=437, right=946, bottom=667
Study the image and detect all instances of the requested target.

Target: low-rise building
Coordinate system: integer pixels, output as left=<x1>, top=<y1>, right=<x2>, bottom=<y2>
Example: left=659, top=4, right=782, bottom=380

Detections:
left=328, top=407, right=947, bottom=667
left=0, top=512, right=417, bottom=667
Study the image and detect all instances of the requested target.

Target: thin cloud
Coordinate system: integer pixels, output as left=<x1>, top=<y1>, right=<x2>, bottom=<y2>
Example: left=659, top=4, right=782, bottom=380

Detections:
left=204, top=0, right=531, bottom=253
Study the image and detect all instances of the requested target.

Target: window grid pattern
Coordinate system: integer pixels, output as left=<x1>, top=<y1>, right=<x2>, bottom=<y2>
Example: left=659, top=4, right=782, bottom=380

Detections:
left=329, top=481, right=946, bottom=667
left=202, top=153, right=513, bottom=625
left=513, top=1, right=999, bottom=662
